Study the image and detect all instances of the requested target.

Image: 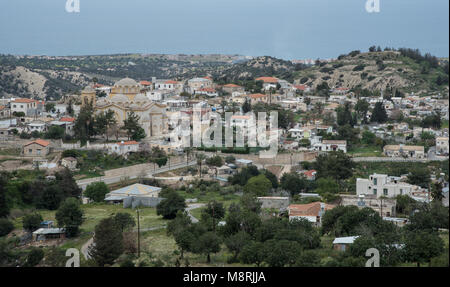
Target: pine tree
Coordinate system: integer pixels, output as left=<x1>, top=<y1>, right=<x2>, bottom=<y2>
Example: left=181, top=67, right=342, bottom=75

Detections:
left=89, top=217, right=124, bottom=266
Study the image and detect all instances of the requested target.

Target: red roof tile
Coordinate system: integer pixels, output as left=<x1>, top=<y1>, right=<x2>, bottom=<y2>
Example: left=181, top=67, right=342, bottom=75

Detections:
left=118, top=141, right=139, bottom=146
left=60, top=117, right=75, bottom=123
left=24, top=139, right=51, bottom=147
left=255, top=77, right=278, bottom=83
left=289, top=202, right=335, bottom=217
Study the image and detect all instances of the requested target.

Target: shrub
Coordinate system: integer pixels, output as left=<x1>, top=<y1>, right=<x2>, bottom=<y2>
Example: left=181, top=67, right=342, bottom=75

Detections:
left=0, top=219, right=14, bottom=237
left=23, top=213, right=43, bottom=232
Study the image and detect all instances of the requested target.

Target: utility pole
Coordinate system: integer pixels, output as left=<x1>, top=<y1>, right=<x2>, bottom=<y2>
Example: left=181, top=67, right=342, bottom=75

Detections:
left=136, top=209, right=141, bottom=258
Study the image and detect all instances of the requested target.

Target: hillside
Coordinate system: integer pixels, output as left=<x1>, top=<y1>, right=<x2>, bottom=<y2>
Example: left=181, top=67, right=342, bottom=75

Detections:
left=0, top=49, right=448, bottom=100
left=211, top=56, right=298, bottom=83
left=293, top=50, right=449, bottom=95
left=0, top=54, right=243, bottom=100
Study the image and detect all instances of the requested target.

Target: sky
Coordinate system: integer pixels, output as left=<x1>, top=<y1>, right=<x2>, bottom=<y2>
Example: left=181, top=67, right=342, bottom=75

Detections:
left=0, top=0, right=448, bottom=60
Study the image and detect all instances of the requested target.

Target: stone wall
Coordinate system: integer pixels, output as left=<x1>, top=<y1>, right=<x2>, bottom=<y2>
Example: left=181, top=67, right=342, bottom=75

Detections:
left=258, top=197, right=290, bottom=211
left=340, top=194, right=396, bottom=217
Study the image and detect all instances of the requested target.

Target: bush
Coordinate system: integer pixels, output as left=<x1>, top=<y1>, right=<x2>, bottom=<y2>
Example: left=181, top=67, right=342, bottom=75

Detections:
left=23, top=213, right=43, bottom=232
left=24, top=247, right=45, bottom=267
left=353, top=64, right=365, bottom=71
left=0, top=219, right=14, bottom=237
left=85, top=182, right=110, bottom=203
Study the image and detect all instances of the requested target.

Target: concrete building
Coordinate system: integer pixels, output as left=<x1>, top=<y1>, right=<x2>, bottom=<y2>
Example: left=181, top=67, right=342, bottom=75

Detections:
left=383, top=145, right=425, bottom=158
left=247, top=93, right=270, bottom=105
left=356, top=173, right=423, bottom=198
left=26, top=121, right=47, bottom=133
left=104, top=184, right=163, bottom=208
left=108, top=141, right=140, bottom=155
left=436, top=137, right=449, bottom=155
left=0, top=105, right=10, bottom=118
left=340, top=194, right=397, bottom=217
left=313, top=140, right=347, bottom=153
left=11, top=98, right=39, bottom=117
left=187, top=77, right=214, bottom=94
left=222, top=84, right=245, bottom=95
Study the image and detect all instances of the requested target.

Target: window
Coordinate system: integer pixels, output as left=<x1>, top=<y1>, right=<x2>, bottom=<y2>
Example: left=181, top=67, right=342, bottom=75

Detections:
left=383, top=189, right=388, bottom=196
left=400, top=189, right=403, bottom=195
left=373, top=189, right=377, bottom=195
left=373, top=178, right=377, bottom=185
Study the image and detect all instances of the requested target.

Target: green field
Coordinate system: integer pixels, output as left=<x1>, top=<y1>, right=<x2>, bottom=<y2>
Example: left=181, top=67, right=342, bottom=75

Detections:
left=348, top=145, right=383, bottom=157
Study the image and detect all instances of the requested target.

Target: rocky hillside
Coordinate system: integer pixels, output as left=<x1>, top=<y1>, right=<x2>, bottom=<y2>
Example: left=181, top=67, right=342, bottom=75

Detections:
left=0, top=49, right=448, bottom=100
left=293, top=50, right=449, bottom=95
left=212, top=56, right=298, bottom=83
left=0, top=54, right=243, bottom=100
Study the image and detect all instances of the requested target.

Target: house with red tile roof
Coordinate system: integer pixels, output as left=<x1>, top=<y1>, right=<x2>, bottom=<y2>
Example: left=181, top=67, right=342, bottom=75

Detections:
left=256, top=77, right=279, bottom=91
left=60, top=117, right=75, bottom=123
left=294, top=84, right=311, bottom=93
left=302, top=170, right=317, bottom=181
left=255, top=77, right=279, bottom=83
left=11, top=98, right=40, bottom=117
left=0, top=105, right=10, bottom=118
left=196, top=88, right=218, bottom=97
left=140, top=81, right=152, bottom=87
left=154, top=80, right=179, bottom=90
left=288, top=202, right=335, bottom=226
left=22, top=139, right=51, bottom=157
left=222, top=83, right=245, bottom=95
left=247, top=93, right=270, bottom=105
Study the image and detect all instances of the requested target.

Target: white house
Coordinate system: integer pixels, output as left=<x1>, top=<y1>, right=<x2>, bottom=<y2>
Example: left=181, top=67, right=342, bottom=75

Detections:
left=27, top=121, right=46, bottom=133
left=312, top=140, right=347, bottom=153
left=108, top=141, right=140, bottom=155
left=436, top=137, right=449, bottom=155
left=11, top=98, right=39, bottom=116
left=356, top=174, right=424, bottom=198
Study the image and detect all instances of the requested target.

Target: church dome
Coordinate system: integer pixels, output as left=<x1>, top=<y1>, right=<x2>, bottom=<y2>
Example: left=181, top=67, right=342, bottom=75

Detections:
left=114, top=78, right=138, bottom=87
left=111, top=94, right=129, bottom=103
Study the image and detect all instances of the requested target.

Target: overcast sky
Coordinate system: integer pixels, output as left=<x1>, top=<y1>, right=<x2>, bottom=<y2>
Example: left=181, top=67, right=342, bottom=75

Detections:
left=0, top=0, right=448, bottom=59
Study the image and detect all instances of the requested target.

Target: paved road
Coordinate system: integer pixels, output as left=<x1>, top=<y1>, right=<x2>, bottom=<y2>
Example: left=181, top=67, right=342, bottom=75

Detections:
left=185, top=203, right=206, bottom=223
left=352, top=156, right=447, bottom=162
left=81, top=236, right=94, bottom=260
left=76, top=160, right=197, bottom=190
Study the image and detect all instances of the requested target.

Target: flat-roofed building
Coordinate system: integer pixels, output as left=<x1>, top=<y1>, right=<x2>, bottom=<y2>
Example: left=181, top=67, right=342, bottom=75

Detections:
left=313, top=140, right=347, bottom=153
left=356, top=173, right=423, bottom=198
left=436, top=137, right=449, bottom=155
left=383, top=144, right=425, bottom=158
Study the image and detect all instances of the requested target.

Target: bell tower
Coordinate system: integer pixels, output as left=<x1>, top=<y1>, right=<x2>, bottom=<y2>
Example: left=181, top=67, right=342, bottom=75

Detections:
left=81, top=86, right=96, bottom=107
